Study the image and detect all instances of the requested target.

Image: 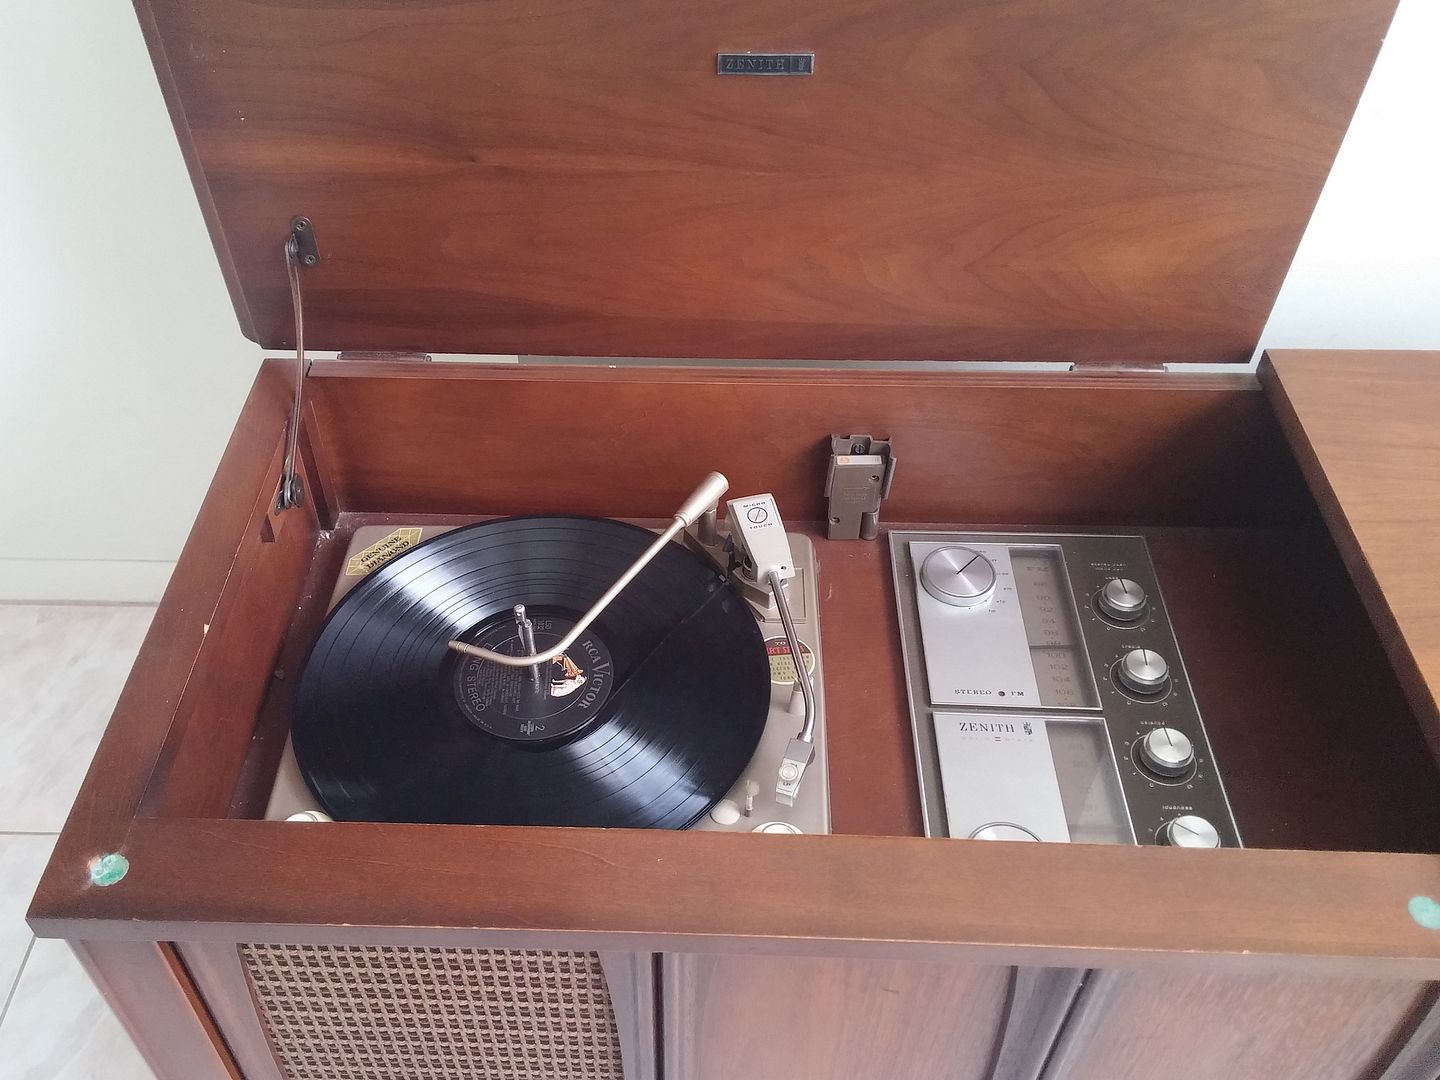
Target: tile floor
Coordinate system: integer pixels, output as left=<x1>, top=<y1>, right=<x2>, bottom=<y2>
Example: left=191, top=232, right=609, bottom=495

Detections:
left=0, top=604, right=157, bottom=1079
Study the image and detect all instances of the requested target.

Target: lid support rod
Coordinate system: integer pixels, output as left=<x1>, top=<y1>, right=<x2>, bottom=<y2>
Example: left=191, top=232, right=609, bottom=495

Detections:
left=276, top=216, right=319, bottom=512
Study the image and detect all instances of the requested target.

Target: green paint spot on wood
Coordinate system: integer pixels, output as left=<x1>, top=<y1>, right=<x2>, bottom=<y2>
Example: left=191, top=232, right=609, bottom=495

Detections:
left=89, top=852, right=129, bottom=887
left=1408, top=895, right=1440, bottom=930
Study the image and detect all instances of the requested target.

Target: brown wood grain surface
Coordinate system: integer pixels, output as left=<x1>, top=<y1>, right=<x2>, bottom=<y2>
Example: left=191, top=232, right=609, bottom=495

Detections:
left=22, top=813, right=1440, bottom=977
left=1263, top=351, right=1440, bottom=762
left=132, top=0, right=1394, bottom=362
left=822, top=520, right=1440, bottom=849
left=989, top=967, right=1088, bottom=1080
left=597, top=952, right=659, bottom=1080
left=663, top=954, right=1011, bottom=1080
left=213, top=513, right=1440, bottom=854
left=176, top=942, right=288, bottom=1080
left=140, top=437, right=319, bottom=820
left=29, top=356, right=1440, bottom=979
left=229, top=528, right=352, bottom=819
left=29, top=362, right=294, bottom=897
left=305, top=362, right=1314, bottom=527
left=1042, top=968, right=1432, bottom=1080
left=72, top=941, right=241, bottom=1080
left=1374, top=985, right=1440, bottom=1080
left=1147, top=528, right=1440, bottom=855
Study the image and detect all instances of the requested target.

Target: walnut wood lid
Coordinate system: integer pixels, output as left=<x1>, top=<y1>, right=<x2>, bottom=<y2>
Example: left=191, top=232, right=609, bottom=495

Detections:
left=138, top=0, right=1395, bottom=363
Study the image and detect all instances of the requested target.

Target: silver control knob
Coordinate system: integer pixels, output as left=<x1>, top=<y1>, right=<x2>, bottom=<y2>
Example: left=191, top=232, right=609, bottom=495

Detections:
left=1138, top=727, right=1195, bottom=778
left=1098, top=578, right=1148, bottom=622
left=921, top=546, right=997, bottom=608
left=753, top=821, right=802, bottom=834
left=709, top=799, right=742, bottom=826
left=1160, top=815, right=1221, bottom=848
left=1117, top=648, right=1170, bottom=695
left=969, top=823, right=1040, bottom=842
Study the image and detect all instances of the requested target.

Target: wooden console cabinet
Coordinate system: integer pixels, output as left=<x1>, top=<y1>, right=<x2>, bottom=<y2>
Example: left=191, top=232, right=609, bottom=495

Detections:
left=29, top=0, right=1440, bottom=1077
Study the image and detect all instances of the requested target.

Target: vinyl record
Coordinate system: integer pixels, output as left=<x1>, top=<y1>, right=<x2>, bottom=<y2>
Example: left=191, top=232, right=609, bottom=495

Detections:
left=293, top=516, right=770, bottom=828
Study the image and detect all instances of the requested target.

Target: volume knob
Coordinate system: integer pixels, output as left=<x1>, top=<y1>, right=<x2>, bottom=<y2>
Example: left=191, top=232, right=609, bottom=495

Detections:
left=1117, top=648, right=1170, bottom=695
left=1138, top=727, right=1195, bottom=778
left=1160, top=815, right=1221, bottom=848
left=1098, top=578, right=1148, bottom=622
left=920, top=547, right=997, bottom=609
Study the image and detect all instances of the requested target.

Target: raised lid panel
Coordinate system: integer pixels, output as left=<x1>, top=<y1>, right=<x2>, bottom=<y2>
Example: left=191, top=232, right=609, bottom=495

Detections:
left=138, top=0, right=1394, bottom=362
left=1261, top=350, right=1440, bottom=758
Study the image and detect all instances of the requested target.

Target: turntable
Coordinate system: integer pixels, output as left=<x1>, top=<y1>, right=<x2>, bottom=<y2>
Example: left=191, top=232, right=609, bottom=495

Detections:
left=265, top=482, right=831, bottom=835
left=27, top=0, right=1440, bottom=1077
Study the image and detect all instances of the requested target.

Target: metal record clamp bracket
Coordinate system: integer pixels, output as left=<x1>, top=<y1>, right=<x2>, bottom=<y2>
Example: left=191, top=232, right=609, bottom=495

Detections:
left=682, top=493, right=818, bottom=804
left=724, top=493, right=816, bottom=807
left=275, top=216, right=320, bottom=512
left=825, top=434, right=896, bottom=540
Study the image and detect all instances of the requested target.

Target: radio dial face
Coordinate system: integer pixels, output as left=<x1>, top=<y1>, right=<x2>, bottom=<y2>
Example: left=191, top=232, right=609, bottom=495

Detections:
left=1116, top=648, right=1170, bottom=696
left=920, top=546, right=997, bottom=608
left=1160, top=814, right=1221, bottom=848
left=1138, top=726, right=1195, bottom=779
left=1097, top=577, right=1148, bottom=622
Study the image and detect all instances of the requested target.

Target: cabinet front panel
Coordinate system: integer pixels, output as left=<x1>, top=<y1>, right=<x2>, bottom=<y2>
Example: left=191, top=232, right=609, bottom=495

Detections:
left=1046, top=969, right=1432, bottom=1080
left=664, top=953, right=1011, bottom=1080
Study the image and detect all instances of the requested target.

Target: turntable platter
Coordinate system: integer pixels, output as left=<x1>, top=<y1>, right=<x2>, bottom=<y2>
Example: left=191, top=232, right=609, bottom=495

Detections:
left=293, top=516, right=771, bottom=828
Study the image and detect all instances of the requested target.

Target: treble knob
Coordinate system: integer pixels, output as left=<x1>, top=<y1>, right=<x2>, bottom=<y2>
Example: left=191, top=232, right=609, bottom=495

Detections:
left=1116, top=648, right=1170, bottom=696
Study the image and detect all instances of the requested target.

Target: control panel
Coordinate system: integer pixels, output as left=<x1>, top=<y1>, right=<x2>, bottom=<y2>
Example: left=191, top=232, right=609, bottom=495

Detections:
left=891, top=531, right=1239, bottom=847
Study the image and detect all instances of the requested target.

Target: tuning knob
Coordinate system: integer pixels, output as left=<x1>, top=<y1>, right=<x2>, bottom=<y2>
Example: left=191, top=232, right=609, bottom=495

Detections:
left=920, top=547, right=996, bottom=608
left=1098, top=578, right=1148, bottom=622
left=1160, top=815, right=1221, bottom=848
left=1116, top=648, right=1170, bottom=695
left=1138, top=727, right=1195, bottom=778
left=969, top=823, right=1040, bottom=842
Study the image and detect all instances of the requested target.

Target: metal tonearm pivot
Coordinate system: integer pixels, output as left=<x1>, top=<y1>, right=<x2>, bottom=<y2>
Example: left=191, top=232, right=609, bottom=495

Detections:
left=446, top=472, right=730, bottom=667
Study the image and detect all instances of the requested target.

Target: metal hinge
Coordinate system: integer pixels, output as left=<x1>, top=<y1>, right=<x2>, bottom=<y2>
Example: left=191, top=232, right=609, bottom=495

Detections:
left=335, top=351, right=433, bottom=363
left=289, top=215, right=319, bottom=268
left=824, top=434, right=897, bottom=540
left=276, top=216, right=320, bottom=512
left=1077, top=360, right=1169, bottom=374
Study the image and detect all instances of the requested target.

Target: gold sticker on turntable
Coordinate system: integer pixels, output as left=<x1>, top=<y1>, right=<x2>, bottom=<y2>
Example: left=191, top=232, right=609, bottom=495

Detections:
left=346, top=528, right=423, bottom=576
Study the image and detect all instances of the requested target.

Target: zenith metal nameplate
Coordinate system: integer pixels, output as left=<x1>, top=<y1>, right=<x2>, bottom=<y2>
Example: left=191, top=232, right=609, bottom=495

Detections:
left=716, top=52, right=814, bottom=76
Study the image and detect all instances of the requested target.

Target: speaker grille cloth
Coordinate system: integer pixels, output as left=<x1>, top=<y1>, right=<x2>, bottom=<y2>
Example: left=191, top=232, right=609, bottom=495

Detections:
left=239, top=944, right=624, bottom=1080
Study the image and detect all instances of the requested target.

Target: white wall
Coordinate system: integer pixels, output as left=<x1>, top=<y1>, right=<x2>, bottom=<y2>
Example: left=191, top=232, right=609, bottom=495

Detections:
left=0, top=0, right=260, bottom=602
left=2, top=0, right=1438, bottom=602
left=1257, top=0, right=1440, bottom=352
